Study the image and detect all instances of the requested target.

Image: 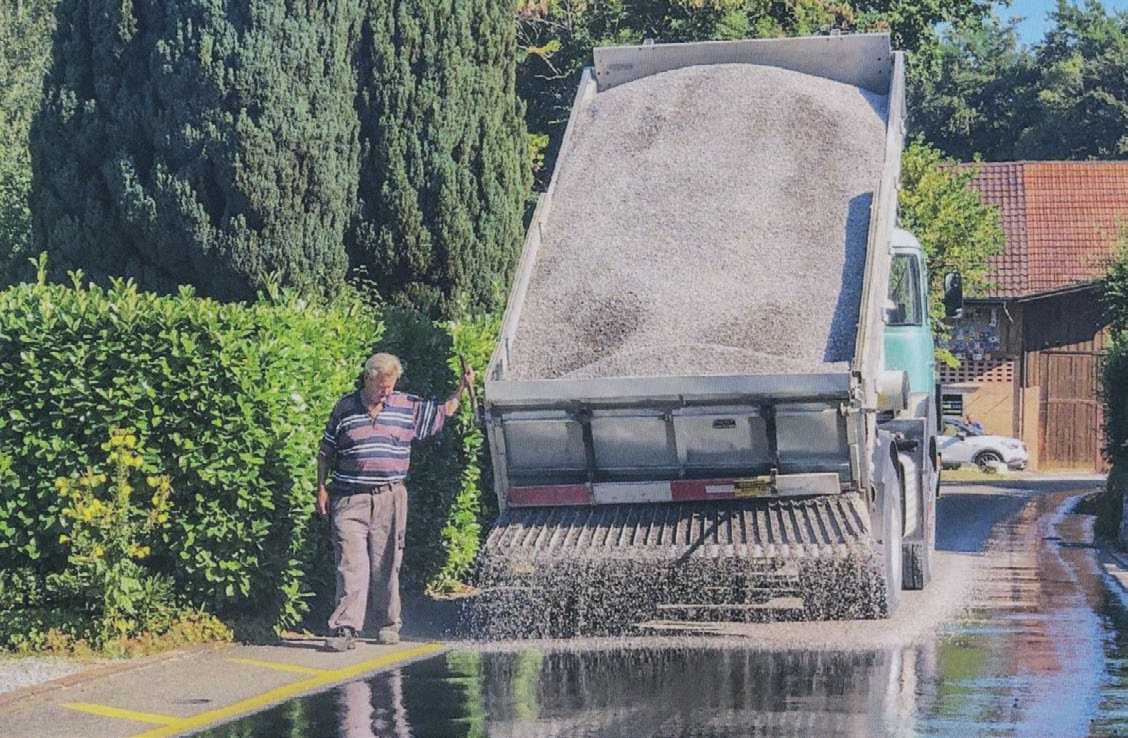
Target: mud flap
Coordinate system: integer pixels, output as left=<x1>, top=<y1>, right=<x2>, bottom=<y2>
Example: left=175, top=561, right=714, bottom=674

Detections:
left=872, top=432, right=903, bottom=615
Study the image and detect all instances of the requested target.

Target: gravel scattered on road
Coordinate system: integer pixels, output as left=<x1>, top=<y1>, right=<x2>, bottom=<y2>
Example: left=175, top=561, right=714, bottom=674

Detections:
left=507, top=63, right=888, bottom=381
left=0, top=656, right=88, bottom=695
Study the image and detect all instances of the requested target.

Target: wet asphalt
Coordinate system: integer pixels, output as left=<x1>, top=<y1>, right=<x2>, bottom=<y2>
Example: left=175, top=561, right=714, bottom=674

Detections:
left=193, top=476, right=1128, bottom=738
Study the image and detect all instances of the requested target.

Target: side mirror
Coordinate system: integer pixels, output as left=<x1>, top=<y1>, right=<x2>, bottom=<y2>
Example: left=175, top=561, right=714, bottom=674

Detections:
left=883, top=298, right=899, bottom=323
left=943, top=272, right=964, bottom=320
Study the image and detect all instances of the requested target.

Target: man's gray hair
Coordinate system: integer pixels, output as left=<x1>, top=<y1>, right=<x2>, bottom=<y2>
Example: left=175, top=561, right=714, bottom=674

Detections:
left=364, top=353, right=403, bottom=379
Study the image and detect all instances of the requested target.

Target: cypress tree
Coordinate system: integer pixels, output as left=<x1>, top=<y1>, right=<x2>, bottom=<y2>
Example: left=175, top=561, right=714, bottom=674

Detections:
left=0, top=0, right=56, bottom=285
left=351, top=0, right=530, bottom=319
left=30, top=0, right=361, bottom=300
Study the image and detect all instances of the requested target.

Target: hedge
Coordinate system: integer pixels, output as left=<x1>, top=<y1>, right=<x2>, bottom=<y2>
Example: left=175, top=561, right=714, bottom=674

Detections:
left=1104, top=339, right=1128, bottom=466
left=1099, top=338, right=1128, bottom=544
left=0, top=270, right=494, bottom=635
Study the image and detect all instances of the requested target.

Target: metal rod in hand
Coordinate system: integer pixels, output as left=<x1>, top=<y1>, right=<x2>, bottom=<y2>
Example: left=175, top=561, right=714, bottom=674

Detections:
left=459, top=354, right=481, bottom=425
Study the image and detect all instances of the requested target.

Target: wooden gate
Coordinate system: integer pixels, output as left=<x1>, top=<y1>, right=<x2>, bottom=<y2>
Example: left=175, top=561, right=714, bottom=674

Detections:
left=1038, top=350, right=1106, bottom=471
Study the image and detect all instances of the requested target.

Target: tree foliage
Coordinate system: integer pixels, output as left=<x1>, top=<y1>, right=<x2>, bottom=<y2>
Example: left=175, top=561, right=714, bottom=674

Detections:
left=1021, top=0, right=1128, bottom=159
left=898, top=140, right=1006, bottom=351
left=907, top=13, right=1039, bottom=161
left=29, top=0, right=361, bottom=301
left=0, top=0, right=56, bottom=283
left=1101, top=230, right=1128, bottom=473
left=910, top=0, right=1128, bottom=160
left=349, top=0, right=531, bottom=320
left=1099, top=227, right=1128, bottom=337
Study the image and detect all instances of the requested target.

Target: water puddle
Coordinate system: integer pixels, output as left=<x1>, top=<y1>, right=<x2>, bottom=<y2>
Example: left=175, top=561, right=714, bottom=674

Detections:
left=197, top=486, right=1128, bottom=737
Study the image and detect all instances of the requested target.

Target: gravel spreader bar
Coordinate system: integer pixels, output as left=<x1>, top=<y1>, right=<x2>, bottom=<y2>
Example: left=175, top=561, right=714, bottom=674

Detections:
left=484, top=494, right=873, bottom=562
left=466, top=495, right=888, bottom=638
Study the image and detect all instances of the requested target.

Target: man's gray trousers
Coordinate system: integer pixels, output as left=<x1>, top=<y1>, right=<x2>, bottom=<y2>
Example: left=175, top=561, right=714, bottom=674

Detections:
left=327, top=481, right=407, bottom=634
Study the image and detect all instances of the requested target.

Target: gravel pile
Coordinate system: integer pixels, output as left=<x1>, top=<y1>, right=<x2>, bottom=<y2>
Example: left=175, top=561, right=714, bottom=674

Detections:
left=465, top=551, right=886, bottom=640
left=507, top=63, right=888, bottom=381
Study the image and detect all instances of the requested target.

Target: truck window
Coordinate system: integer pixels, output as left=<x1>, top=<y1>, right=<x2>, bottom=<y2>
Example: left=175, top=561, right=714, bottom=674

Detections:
left=888, top=254, right=922, bottom=326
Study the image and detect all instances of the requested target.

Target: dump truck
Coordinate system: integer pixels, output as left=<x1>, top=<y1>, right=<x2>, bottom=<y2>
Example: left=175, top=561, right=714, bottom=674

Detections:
left=470, top=33, right=956, bottom=638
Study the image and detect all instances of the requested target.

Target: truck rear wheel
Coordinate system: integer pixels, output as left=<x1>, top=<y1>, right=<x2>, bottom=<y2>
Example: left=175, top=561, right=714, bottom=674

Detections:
left=903, top=539, right=932, bottom=590
left=902, top=451, right=934, bottom=591
left=904, top=481, right=936, bottom=590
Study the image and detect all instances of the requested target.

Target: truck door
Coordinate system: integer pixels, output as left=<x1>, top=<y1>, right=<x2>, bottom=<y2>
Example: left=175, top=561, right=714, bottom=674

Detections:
left=884, top=250, right=935, bottom=397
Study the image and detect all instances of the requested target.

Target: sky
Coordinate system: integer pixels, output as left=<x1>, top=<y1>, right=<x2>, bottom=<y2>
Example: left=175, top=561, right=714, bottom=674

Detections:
left=996, top=0, right=1128, bottom=46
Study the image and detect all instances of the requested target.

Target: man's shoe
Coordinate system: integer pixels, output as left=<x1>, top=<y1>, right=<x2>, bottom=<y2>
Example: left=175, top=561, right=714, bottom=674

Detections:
left=325, top=626, right=357, bottom=652
left=377, top=628, right=400, bottom=645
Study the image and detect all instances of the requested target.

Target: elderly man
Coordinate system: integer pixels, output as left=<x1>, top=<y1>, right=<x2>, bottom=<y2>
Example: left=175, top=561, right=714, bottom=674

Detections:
left=317, top=352, right=472, bottom=651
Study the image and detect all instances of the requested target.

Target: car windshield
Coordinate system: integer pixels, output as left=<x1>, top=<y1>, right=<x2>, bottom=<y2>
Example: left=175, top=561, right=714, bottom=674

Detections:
left=944, top=419, right=984, bottom=437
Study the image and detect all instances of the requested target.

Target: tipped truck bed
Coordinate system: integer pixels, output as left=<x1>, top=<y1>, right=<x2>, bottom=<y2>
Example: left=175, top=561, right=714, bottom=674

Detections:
left=471, top=34, right=910, bottom=638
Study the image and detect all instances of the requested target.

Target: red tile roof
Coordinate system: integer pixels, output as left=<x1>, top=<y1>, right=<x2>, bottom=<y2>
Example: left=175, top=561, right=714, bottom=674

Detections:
left=963, top=161, right=1128, bottom=298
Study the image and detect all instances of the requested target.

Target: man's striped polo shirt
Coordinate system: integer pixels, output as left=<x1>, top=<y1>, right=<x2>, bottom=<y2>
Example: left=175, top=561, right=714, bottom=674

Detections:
left=319, top=390, right=446, bottom=494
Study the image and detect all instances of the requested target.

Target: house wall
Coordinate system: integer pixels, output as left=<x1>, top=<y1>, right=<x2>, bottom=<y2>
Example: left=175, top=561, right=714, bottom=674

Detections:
left=939, top=300, right=1020, bottom=441
left=939, top=290, right=1109, bottom=471
left=964, top=382, right=1015, bottom=437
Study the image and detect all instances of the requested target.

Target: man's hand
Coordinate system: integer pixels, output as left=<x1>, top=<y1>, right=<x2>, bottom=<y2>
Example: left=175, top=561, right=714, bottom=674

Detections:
left=446, top=357, right=476, bottom=417
left=316, top=485, right=330, bottom=519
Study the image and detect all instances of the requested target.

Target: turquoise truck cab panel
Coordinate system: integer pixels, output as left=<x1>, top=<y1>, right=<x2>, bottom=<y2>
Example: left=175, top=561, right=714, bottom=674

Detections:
left=884, top=228, right=935, bottom=400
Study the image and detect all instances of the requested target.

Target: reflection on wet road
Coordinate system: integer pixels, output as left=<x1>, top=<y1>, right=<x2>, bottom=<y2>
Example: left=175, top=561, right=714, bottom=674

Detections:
left=919, top=488, right=1122, bottom=736
left=198, top=481, right=1128, bottom=737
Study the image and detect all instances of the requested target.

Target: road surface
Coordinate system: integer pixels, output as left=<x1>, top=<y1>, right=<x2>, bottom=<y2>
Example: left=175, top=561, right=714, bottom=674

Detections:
left=198, top=477, right=1128, bottom=737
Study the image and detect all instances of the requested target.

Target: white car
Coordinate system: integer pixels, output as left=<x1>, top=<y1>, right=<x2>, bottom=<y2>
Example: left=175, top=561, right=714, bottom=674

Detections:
left=940, top=418, right=1029, bottom=472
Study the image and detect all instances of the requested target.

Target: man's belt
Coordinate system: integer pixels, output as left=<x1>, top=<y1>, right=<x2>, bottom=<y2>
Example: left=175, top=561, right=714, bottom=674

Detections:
left=332, top=480, right=401, bottom=497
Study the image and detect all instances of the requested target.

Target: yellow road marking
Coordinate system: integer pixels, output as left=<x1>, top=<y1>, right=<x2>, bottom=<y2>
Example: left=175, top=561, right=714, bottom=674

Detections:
left=225, top=657, right=329, bottom=676
left=62, top=702, right=185, bottom=727
left=131, top=643, right=445, bottom=738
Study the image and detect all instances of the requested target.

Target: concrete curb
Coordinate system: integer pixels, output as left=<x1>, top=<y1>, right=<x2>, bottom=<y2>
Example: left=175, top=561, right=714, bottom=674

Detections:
left=0, top=642, right=229, bottom=713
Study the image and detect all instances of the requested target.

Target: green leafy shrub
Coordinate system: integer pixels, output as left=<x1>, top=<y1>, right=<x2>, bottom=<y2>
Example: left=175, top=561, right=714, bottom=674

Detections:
left=1075, top=473, right=1123, bottom=544
left=0, top=269, right=378, bottom=632
left=52, top=429, right=174, bottom=645
left=1104, top=339, right=1128, bottom=466
left=435, top=316, right=500, bottom=590
left=1, top=268, right=498, bottom=642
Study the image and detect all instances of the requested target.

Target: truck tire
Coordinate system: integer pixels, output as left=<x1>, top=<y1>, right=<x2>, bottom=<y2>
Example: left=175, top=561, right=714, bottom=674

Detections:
left=902, top=452, right=934, bottom=591
left=905, top=473, right=936, bottom=590
left=881, top=485, right=903, bottom=615
left=931, top=437, right=941, bottom=498
left=903, top=540, right=931, bottom=590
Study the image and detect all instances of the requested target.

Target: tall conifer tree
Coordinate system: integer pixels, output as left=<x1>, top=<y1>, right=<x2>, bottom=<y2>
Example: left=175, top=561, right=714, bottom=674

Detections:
left=351, top=0, right=530, bottom=319
left=30, top=0, right=361, bottom=299
left=0, top=0, right=56, bottom=284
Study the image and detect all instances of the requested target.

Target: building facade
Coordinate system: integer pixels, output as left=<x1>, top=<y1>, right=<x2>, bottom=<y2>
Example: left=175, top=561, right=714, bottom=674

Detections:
left=938, top=162, right=1128, bottom=472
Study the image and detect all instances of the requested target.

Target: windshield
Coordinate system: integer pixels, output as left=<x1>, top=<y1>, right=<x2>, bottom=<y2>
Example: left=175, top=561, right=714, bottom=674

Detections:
left=888, top=254, right=922, bottom=326
left=944, top=419, right=983, bottom=437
